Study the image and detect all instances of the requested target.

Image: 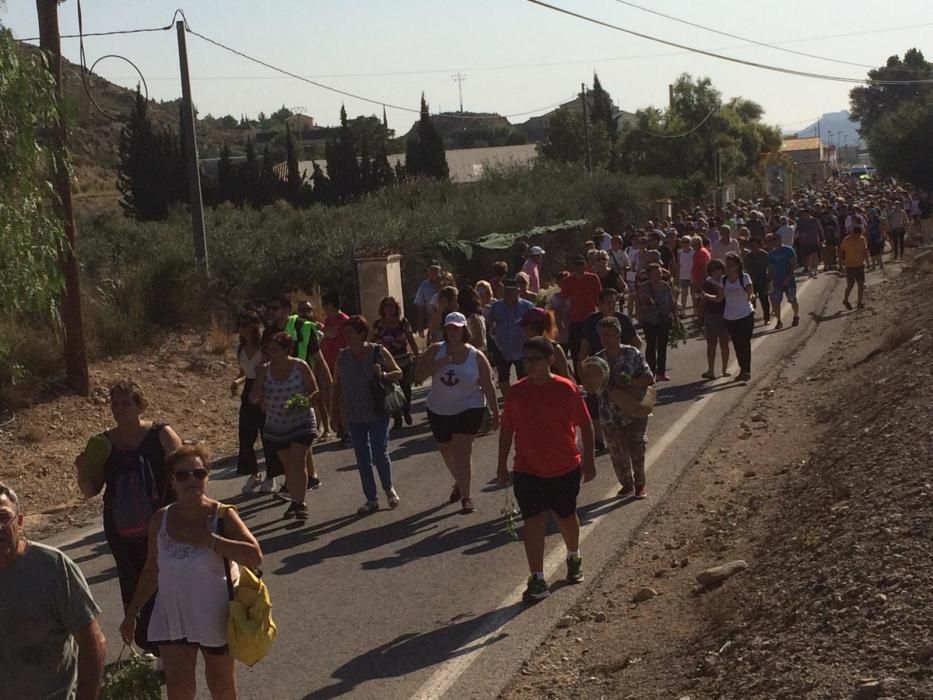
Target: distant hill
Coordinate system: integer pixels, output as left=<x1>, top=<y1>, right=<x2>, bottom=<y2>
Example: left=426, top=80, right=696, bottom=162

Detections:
left=784, top=111, right=862, bottom=146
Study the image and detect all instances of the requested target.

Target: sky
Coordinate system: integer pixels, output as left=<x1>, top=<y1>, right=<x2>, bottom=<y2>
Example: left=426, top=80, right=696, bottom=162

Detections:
left=4, top=0, right=932, bottom=134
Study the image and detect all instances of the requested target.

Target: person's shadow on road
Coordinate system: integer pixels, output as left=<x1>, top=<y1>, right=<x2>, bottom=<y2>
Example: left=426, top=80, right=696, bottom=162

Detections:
left=301, top=603, right=525, bottom=700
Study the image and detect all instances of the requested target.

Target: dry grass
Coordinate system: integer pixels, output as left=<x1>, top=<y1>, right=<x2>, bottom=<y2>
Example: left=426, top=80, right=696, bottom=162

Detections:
left=19, top=425, right=46, bottom=444
left=883, top=324, right=919, bottom=352
left=205, top=319, right=231, bottom=356
left=697, top=587, right=739, bottom=628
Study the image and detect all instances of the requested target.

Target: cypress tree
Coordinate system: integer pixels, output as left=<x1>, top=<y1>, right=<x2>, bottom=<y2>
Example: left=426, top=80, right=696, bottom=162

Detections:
left=258, top=144, right=276, bottom=206
left=591, top=73, right=618, bottom=143
left=117, top=87, right=158, bottom=219
left=284, top=124, right=303, bottom=205
left=217, top=142, right=233, bottom=203
left=242, top=137, right=260, bottom=208
left=405, top=93, right=448, bottom=180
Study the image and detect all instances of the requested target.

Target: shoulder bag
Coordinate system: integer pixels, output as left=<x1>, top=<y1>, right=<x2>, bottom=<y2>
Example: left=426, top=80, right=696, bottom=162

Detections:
left=370, top=344, right=406, bottom=415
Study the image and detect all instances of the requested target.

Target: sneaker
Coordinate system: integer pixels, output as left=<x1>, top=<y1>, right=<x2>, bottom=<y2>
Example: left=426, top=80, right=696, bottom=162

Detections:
left=843, top=300, right=853, bottom=311
left=386, top=488, right=400, bottom=508
left=701, top=370, right=716, bottom=380
left=275, top=484, right=291, bottom=501
left=460, top=497, right=475, bottom=514
left=283, top=501, right=299, bottom=520
left=722, top=369, right=732, bottom=377
left=658, top=372, right=671, bottom=382
left=259, top=476, right=279, bottom=493
left=791, top=316, right=799, bottom=327
left=403, top=412, right=413, bottom=426
left=449, top=484, right=461, bottom=504
left=392, top=416, right=403, bottom=431
left=566, top=555, right=584, bottom=583
left=617, top=486, right=635, bottom=500
left=775, top=321, right=784, bottom=330
left=340, top=433, right=352, bottom=447
left=736, top=372, right=751, bottom=382
left=241, top=474, right=263, bottom=494
left=522, top=575, right=550, bottom=604
left=357, top=500, right=379, bottom=516
left=634, top=487, right=648, bottom=500
left=595, top=440, right=607, bottom=453
left=308, top=476, right=322, bottom=490
left=294, top=503, right=309, bottom=521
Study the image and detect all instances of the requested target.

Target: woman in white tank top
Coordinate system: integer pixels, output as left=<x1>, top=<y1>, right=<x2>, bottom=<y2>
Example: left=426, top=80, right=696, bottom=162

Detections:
left=414, top=312, right=500, bottom=513
left=119, top=444, right=262, bottom=699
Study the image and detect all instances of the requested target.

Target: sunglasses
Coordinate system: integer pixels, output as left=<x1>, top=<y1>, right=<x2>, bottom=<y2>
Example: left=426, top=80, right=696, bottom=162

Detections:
left=522, top=355, right=549, bottom=363
left=173, top=468, right=208, bottom=482
left=0, top=510, right=17, bottom=526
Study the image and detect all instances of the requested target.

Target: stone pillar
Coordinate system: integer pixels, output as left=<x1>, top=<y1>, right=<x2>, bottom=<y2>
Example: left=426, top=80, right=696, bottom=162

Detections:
left=356, top=254, right=404, bottom=324
left=654, top=198, right=672, bottom=221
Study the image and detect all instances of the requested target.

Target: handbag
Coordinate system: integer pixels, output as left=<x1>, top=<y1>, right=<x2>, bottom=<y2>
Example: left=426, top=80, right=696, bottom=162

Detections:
left=218, top=506, right=277, bottom=666
left=612, top=384, right=657, bottom=418
left=370, top=345, right=406, bottom=415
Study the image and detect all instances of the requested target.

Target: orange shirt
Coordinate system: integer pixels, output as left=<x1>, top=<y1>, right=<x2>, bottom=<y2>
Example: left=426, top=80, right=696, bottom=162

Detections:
left=838, top=235, right=869, bottom=268
left=501, top=375, right=591, bottom=477
left=559, top=273, right=602, bottom=322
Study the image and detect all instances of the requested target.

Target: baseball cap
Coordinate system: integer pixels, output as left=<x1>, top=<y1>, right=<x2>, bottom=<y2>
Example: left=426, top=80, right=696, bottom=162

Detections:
left=519, top=307, right=548, bottom=327
left=502, top=277, right=518, bottom=289
left=443, top=312, right=467, bottom=327
left=529, top=245, right=546, bottom=256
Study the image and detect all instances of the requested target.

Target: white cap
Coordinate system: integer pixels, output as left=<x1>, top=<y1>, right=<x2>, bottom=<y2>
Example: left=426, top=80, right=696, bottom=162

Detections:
left=443, top=312, right=467, bottom=327
left=529, top=245, right=546, bottom=256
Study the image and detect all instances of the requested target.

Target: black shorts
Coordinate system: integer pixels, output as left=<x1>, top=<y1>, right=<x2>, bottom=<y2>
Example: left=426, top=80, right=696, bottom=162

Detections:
left=513, top=467, right=581, bottom=519
left=264, top=433, right=315, bottom=453
left=427, top=407, right=485, bottom=443
left=152, top=638, right=229, bottom=655
left=799, top=243, right=820, bottom=259
left=496, top=359, right=526, bottom=385
left=845, top=266, right=865, bottom=284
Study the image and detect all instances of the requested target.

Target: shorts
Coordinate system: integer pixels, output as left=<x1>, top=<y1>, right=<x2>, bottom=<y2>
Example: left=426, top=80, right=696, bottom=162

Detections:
left=845, top=266, right=866, bottom=284
left=513, top=467, right=581, bottom=519
left=264, top=432, right=316, bottom=452
left=151, top=638, right=229, bottom=655
left=427, top=407, right=485, bottom=443
left=703, top=312, right=729, bottom=340
left=868, top=240, right=884, bottom=256
left=678, top=279, right=692, bottom=291
left=497, top=359, right=527, bottom=384
left=770, top=280, right=797, bottom=305
left=799, top=243, right=820, bottom=259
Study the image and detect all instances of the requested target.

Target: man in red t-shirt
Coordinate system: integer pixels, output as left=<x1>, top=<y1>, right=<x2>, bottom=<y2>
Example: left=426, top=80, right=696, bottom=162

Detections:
left=498, top=336, right=596, bottom=603
left=559, top=256, right=602, bottom=371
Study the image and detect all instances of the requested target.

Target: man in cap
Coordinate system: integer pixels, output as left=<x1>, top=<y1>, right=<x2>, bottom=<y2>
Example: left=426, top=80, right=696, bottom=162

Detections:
left=489, top=278, right=535, bottom=397
left=521, top=246, right=546, bottom=294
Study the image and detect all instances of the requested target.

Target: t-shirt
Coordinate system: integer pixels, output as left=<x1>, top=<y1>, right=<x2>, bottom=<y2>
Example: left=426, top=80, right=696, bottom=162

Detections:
left=502, top=375, right=591, bottom=477
left=0, top=542, right=101, bottom=700
left=489, top=298, right=534, bottom=361
left=796, top=218, right=823, bottom=247
left=582, top=311, right=637, bottom=354
left=658, top=245, right=675, bottom=272
left=372, top=318, right=414, bottom=358
left=768, top=245, right=796, bottom=284
left=744, top=250, right=770, bottom=281
left=559, top=273, right=602, bottom=323
left=596, top=346, right=653, bottom=428
left=722, top=273, right=754, bottom=321
left=321, top=311, right=349, bottom=370
left=677, top=249, right=694, bottom=281
left=703, top=277, right=725, bottom=315
left=285, top=315, right=320, bottom=362
left=776, top=224, right=796, bottom=247
left=690, top=246, right=712, bottom=283
left=521, top=258, right=541, bottom=294
left=597, top=269, right=624, bottom=294
left=839, top=235, right=869, bottom=268
left=710, top=238, right=741, bottom=262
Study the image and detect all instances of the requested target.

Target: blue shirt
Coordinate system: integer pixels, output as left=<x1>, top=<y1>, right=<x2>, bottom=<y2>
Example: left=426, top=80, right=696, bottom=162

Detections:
left=489, top=298, right=534, bottom=361
left=768, top=245, right=796, bottom=284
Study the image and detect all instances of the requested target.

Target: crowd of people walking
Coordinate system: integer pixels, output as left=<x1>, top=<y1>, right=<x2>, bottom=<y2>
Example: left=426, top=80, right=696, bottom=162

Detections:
left=1, top=176, right=929, bottom=699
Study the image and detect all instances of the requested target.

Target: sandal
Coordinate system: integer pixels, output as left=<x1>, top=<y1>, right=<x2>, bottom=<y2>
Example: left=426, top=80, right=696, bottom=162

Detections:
left=386, top=488, right=401, bottom=508
left=357, top=500, right=379, bottom=515
left=701, top=370, right=716, bottom=380
left=460, top=497, right=475, bottom=513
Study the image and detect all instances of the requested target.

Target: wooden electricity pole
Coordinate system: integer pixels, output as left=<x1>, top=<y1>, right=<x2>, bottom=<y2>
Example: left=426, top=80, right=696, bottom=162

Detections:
left=580, top=83, right=592, bottom=174
left=36, top=0, right=89, bottom=395
left=176, top=20, right=209, bottom=274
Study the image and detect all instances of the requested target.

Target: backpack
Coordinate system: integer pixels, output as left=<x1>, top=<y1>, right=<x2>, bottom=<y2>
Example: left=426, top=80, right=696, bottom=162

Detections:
left=106, top=424, right=168, bottom=539
left=110, top=450, right=161, bottom=539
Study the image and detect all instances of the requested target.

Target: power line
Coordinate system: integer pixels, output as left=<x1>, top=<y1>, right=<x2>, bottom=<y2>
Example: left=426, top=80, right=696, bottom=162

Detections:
left=19, top=9, right=184, bottom=42
left=95, top=20, right=933, bottom=82
left=611, top=0, right=875, bottom=70
left=524, top=0, right=933, bottom=85
left=629, top=106, right=718, bottom=138
left=183, top=24, right=568, bottom=120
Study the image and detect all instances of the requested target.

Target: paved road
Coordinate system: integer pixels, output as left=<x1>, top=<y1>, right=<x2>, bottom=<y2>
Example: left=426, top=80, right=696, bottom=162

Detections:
left=53, top=271, right=845, bottom=699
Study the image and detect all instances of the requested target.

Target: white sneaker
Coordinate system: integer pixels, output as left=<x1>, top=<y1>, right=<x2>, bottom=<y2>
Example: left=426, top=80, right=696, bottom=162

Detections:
left=259, top=476, right=279, bottom=493
left=241, top=474, right=263, bottom=494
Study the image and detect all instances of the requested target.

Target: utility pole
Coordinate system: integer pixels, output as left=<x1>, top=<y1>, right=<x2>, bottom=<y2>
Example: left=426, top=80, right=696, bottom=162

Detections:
left=668, top=84, right=674, bottom=111
left=580, top=83, right=592, bottom=174
left=451, top=72, right=466, bottom=113
left=176, top=20, right=209, bottom=274
left=36, top=0, right=89, bottom=395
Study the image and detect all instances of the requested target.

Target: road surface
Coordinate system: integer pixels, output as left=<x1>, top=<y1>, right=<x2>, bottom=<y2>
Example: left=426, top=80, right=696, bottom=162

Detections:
left=52, top=271, right=846, bottom=699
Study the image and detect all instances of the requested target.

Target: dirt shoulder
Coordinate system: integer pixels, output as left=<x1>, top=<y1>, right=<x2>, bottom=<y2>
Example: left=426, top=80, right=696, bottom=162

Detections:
left=501, top=264, right=933, bottom=700
left=0, top=333, right=240, bottom=539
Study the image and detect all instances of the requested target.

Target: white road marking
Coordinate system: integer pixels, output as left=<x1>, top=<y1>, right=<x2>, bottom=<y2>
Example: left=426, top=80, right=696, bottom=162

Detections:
left=411, top=278, right=822, bottom=700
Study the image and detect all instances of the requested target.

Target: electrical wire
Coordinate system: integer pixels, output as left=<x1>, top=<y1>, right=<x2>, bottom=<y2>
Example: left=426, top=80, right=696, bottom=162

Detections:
left=628, top=106, right=718, bottom=138
left=183, top=24, right=569, bottom=120
left=612, top=0, right=876, bottom=70
left=524, top=0, right=933, bottom=85
left=19, top=9, right=185, bottom=42
left=76, top=0, right=154, bottom=121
